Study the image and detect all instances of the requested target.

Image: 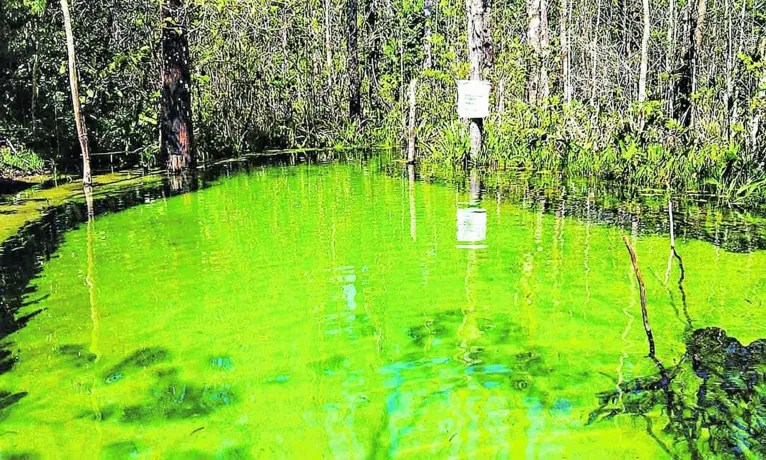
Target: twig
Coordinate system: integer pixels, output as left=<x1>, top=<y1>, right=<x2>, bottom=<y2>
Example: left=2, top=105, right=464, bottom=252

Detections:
left=622, top=235, right=656, bottom=358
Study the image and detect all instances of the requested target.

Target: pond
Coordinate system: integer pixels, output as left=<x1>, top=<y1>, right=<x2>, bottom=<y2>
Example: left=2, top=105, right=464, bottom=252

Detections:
left=0, top=155, right=763, bottom=458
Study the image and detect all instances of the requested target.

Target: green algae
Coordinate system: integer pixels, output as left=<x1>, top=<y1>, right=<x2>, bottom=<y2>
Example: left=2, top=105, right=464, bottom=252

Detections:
left=0, top=160, right=763, bottom=458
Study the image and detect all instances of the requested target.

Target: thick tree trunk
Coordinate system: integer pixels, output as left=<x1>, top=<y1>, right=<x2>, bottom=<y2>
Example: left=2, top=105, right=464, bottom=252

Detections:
left=751, top=37, right=766, bottom=156
left=60, top=0, right=91, bottom=186
left=160, top=0, right=195, bottom=173
left=638, top=0, right=650, bottom=102
left=527, top=0, right=549, bottom=105
left=325, top=0, right=333, bottom=87
left=466, top=0, right=491, bottom=159
left=346, top=0, right=361, bottom=120
left=676, top=0, right=706, bottom=127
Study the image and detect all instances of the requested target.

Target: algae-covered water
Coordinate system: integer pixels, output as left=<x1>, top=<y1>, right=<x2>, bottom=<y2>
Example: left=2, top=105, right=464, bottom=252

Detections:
left=0, top=158, right=763, bottom=458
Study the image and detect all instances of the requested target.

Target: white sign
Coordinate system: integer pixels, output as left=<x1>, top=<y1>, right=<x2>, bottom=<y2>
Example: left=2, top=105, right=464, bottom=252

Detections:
left=457, top=80, right=491, bottom=118
left=457, top=208, right=487, bottom=248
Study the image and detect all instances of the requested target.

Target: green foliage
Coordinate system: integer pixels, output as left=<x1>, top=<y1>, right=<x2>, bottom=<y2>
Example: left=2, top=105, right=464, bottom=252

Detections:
left=0, top=144, right=45, bottom=174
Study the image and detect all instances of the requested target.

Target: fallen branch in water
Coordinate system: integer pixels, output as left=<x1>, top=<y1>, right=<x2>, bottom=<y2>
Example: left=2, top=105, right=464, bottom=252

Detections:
left=622, top=235, right=657, bottom=359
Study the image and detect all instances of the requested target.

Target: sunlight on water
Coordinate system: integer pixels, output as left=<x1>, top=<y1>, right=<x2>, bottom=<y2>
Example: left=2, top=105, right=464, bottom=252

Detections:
left=0, top=160, right=763, bottom=458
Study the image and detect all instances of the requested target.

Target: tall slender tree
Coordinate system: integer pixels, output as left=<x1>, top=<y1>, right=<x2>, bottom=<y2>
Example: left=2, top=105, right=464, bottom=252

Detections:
left=160, top=0, right=195, bottom=173
left=60, top=0, right=92, bottom=186
left=559, top=0, right=571, bottom=105
left=346, top=0, right=361, bottom=120
left=638, top=0, right=650, bottom=102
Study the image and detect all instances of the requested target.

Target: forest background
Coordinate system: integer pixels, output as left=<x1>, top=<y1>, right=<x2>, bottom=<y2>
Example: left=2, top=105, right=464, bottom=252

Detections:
left=1, top=0, right=765, bottom=196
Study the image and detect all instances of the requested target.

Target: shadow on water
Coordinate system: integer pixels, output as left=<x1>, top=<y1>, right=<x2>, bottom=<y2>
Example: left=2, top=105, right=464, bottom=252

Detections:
left=589, top=237, right=765, bottom=458
left=0, top=150, right=369, bottom=419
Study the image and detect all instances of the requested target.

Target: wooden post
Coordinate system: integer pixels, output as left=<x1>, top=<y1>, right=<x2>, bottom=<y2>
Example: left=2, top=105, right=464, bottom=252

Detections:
left=407, top=78, right=417, bottom=164
left=60, top=0, right=92, bottom=186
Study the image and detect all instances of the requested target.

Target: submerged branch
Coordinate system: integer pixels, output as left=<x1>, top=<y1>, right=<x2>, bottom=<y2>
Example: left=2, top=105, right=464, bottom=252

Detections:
left=622, top=235, right=656, bottom=359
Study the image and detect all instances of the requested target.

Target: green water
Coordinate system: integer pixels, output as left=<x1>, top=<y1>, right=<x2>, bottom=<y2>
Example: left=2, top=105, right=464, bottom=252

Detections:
left=0, top=160, right=764, bottom=458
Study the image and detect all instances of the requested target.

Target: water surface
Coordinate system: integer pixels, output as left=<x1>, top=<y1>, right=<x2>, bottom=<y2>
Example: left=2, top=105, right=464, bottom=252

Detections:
left=0, top=159, right=763, bottom=458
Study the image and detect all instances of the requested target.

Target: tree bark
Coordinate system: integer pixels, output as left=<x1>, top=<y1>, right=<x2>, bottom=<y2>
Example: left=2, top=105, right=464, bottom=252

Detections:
left=676, top=0, right=706, bottom=127
left=590, top=0, right=601, bottom=103
left=527, top=0, right=549, bottom=105
left=407, top=78, right=417, bottom=163
left=466, top=0, right=491, bottom=159
left=325, top=0, right=333, bottom=87
left=666, top=0, right=676, bottom=112
left=638, top=0, right=650, bottom=102
left=60, top=0, right=92, bottom=186
left=424, top=0, right=434, bottom=69
left=160, top=0, right=195, bottom=173
left=560, top=0, right=571, bottom=105
left=346, top=0, right=361, bottom=120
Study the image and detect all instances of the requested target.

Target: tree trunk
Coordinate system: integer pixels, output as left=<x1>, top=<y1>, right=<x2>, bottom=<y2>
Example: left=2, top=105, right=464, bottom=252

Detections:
left=751, top=37, right=766, bottom=156
left=346, top=0, right=361, bottom=120
left=666, top=0, right=676, bottom=112
left=560, top=0, right=571, bottom=105
left=325, top=0, right=333, bottom=87
left=527, top=0, right=549, bottom=105
left=160, top=0, right=195, bottom=173
left=638, top=0, right=650, bottom=102
left=60, top=0, right=91, bottom=186
left=407, top=78, right=417, bottom=163
left=676, top=0, right=706, bottom=127
left=467, top=0, right=491, bottom=159
left=590, top=0, right=601, bottom=103
left=424, top=0, right=434, bottom=69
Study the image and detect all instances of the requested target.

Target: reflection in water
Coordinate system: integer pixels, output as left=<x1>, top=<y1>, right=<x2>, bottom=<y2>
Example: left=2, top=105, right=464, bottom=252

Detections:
left=456, top=170, right=487, bottom=249
left=0, top=159, right=763, bottom=457
left=408, top=164, right=416, bottom=242
left=590, top=327, right=765, bottom=458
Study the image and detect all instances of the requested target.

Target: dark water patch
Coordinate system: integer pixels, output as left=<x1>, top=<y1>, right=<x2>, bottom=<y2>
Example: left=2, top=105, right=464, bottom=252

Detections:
left=0, top=390, right=27, bottom=421
left=589, top=327, right=765, bottom=458
left=0, top=452, right=41, bottom=460
left=55, top=344, right=97, bottom=369
left=166, top=447, right=250, bottom=460
left=100, top=441, right=141, bottom=458
left=102, top=347, right=171, bottom=384
left=118, top=371, right=237, bottom=424
left=308, top=354, right=348, bottom=375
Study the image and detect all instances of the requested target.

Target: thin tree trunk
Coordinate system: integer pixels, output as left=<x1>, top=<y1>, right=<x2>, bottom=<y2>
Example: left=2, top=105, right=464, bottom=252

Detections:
left=560, top=0, right=571, bottom=105
left=346, top=0, right=361, bottom=120
left=407, top=78, right=417, bottom=163
left=638, top=0, right=650, bottom=102
left=666, top=0, right=676, bottom=112
left=60, top=0, right=92, bottom=186
left=424, top=0, right=434, bottom=69
left=724, top=0, right=734, bottom=141
left=160, top=0, right=195, bottom=173
left=590, top=0, right=601, bottom=103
